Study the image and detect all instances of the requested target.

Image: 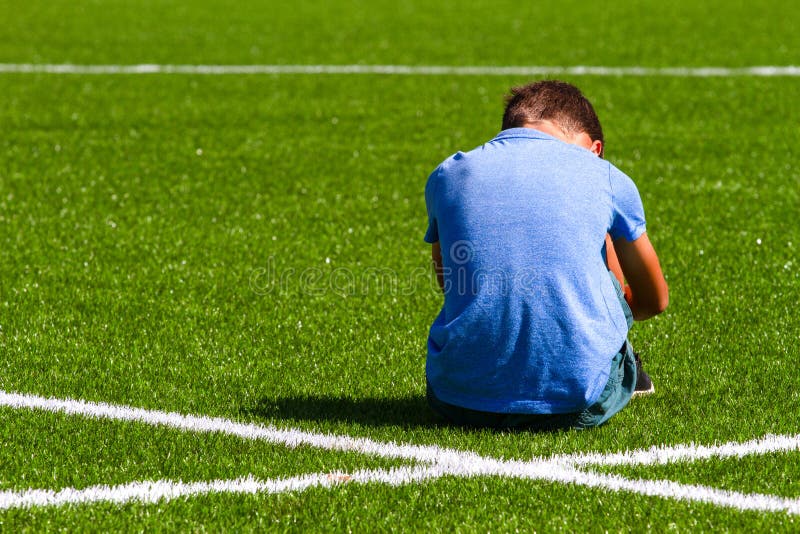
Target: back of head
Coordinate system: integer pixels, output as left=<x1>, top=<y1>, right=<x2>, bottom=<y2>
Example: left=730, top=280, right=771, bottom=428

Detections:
left=502, top=80, right=604, bottom=146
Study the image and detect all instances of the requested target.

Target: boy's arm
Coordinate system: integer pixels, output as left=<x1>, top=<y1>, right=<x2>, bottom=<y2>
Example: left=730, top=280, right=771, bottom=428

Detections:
left=431, top=242, right=444, bottom=291
left=612, top=232, right=668, bottom=321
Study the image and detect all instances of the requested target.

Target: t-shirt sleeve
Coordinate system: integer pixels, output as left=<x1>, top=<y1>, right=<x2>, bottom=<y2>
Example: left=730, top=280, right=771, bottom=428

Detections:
left=608, top=165, right=647, bottom=242
left=423, top=166, right=441, bottom=243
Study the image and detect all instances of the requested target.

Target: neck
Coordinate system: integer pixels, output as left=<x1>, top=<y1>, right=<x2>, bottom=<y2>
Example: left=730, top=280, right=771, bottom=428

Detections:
left=521, top=120, right=601, bottom=157
left=521, top=120, right=569, bottom=141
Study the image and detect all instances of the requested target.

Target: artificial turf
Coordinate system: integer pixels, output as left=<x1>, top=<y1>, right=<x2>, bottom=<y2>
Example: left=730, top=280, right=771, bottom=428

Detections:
left=1, top=0, right=799, bottom=531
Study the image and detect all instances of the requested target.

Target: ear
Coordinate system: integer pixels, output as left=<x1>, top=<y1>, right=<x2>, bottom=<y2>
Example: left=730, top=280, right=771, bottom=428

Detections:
left=590, top=139, right=604, bottom=157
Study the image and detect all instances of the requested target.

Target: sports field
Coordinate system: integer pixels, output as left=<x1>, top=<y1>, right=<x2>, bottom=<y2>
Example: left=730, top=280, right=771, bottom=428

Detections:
left=1, top=0, right=799, bottom=530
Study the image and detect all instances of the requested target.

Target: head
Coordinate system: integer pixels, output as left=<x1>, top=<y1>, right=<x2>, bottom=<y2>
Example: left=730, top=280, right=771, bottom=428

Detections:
left=502, top=80, right=604, bottom=157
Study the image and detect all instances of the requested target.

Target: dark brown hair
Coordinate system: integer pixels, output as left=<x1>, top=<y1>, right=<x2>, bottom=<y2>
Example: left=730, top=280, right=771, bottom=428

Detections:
left=502, top=80, right=604, bottom=145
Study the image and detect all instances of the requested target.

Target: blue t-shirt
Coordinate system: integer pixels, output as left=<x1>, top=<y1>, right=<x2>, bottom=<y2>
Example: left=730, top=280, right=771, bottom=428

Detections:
left=424, top=128, right=646, bottom=414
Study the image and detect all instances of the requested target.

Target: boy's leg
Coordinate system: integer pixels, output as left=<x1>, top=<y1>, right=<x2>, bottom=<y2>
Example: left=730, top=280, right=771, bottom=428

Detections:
left=608, top=267, right=654, bottom=396
left=574, top=342, right=637, bottom=428
left=573, top=265, right=647, bottom=428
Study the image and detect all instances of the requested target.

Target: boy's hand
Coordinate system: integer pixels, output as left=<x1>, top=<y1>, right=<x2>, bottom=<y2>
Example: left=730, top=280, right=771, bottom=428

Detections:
left=623, top=284, right=634, bottom=306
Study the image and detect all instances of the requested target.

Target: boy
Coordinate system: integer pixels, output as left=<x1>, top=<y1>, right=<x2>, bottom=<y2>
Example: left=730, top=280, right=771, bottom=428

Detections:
left=424, top=81, right=668, bottom=430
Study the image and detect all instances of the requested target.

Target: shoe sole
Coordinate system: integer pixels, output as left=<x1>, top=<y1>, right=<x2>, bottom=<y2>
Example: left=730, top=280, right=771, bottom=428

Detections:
left=632, top=385, right=655, bottom=397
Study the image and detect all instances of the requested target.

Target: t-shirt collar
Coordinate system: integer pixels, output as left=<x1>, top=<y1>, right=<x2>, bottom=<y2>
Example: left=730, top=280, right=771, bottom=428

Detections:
left=492, top=127, right=560, bottom=142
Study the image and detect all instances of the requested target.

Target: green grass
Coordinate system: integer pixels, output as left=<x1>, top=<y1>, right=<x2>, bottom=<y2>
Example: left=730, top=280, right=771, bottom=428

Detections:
left=2, top=0, right=800, bottom=67
left=7, top=477, right=800, bottom=532
left=596, top=451, right=800, bottom=500
left=0, top=406, right=407, bottom=492
left=1, top=0, right=799, bottom=531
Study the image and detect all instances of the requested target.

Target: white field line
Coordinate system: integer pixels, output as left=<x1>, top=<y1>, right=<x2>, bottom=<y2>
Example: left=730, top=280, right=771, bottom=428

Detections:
left=1, top=63, right=800, bottom=77
left=542, top=469, right=800, bottom=515
left=3, top=462, right=800, bottom=515
left=3, top=390, right=798, bottom=469
left=560, top=433, right=800, bottom=467
left=0, top=465, right=445, bottom=510
left=2, top=390, right=800, bottom=514
left=2, top=455, right=800, bottom=515
left=0, top=390, right=484, bottom=468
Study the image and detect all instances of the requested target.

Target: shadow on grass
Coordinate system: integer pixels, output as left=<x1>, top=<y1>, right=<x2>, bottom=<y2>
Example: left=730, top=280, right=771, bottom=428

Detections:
left=247, top=395, right=571, bottom=433
left=246, top=394, right=441, bottom=429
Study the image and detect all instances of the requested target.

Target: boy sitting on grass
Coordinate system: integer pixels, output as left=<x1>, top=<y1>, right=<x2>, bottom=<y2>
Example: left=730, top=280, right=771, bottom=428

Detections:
left=424, top=80, right=668, bottom=430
